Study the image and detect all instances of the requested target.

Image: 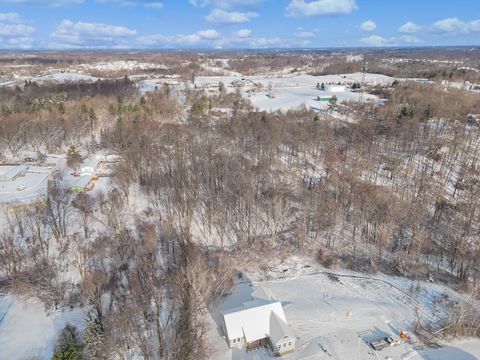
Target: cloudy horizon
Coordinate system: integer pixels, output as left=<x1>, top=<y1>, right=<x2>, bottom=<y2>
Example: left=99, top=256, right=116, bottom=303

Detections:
left=0, top=0, right=479, bottom=50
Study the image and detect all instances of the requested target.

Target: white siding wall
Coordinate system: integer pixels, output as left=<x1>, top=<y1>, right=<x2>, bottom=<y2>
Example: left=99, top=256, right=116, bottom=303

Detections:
left=274, top=337, right=295, bottom=355
left=229, top=337, right=244, bottom=348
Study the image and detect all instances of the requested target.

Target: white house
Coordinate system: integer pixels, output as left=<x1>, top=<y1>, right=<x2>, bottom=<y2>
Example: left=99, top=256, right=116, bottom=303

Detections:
left=221, top=286, right=295, bottom=355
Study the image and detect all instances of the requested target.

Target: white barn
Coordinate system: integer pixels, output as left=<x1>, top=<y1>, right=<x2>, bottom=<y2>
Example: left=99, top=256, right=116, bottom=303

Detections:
left=221, top=287, right=295, bottom=355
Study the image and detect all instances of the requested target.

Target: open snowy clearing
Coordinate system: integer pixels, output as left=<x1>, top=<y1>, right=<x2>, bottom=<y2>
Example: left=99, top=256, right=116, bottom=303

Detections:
left=0, top=165, right=53, bottom=204
left=75, top=60, right=168, bottom=72
left=408, top=341, right=480, bottom=360
left=37, top=72, right=100, bottom=83
left=209, top=261, right=480, bottom=360
left=195, top=73, right=394, bottom=112
left=0, top=295, right=85, bottom=360
left=0, top=152, right=115, bottom=208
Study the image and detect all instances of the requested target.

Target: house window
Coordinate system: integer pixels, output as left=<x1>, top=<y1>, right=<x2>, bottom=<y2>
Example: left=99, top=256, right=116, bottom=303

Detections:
left=278, top=345, right=281, bottom=349
left=289, top=342, right=292, bottom=346
left=232, top=339, right=236, bottom=343
left=284, top=343, right=287, bottom=347
left=237, top=338, right=240, bottom=343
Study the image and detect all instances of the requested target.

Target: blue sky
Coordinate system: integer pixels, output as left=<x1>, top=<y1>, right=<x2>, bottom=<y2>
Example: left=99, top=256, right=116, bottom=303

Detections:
left=0, top=0, right=479, bottom=49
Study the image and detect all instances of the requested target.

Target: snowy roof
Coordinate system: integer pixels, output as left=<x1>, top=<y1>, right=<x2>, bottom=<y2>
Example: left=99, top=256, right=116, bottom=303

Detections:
left=222, top=300, right=288, bottom=343
left=269, top=312, right=294, bottom=344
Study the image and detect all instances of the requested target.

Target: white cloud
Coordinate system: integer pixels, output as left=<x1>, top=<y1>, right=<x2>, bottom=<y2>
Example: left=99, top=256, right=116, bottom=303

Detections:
left=470, top=20, right=480, bottom=32
left=138, top=29, right=284, bottom=49
left=398, top=21, right=421, bottom=33
left=286, top=0, right=358, bottom=18
left=432, top=17, right=465, bottom=33
left=360, top=20, right=376, bottom=32
left=360, top=34, right=423, bottom=46
left=205, top=9, right=258, bottom=24
left=138, top=33, right=201, bottom=46
left=96, top=0, right=164, bottom=7
left=190, top=0, right=263, bottom=9
left=0, top=23, right=35, bottom=37
left=0, top=12, right=35, bottom=49
left=144, top=1, right=163, bottom=9
left=246, top=36, right=282, bottom=47
left=197, top=29, right=220, bottom=39
left=0, top=13, right=21, bottom=22
left=50, top=19, right=136, bottom=48
left=1, top=36, right=34, bottom=48
left=96, top=0, right=136, bottom=5
left=360, top=35, right=390, bottom=46
left=295, top=30, right=315, bottom=38
left=214, top=29, right=283, bottom=48
left=138, top=29, right=221, bottom=47
left=223, top=35, right=282, bottom=48
left=397, top=18, right=480, bottom=36
left=8, top=0, right=164, bottom=6
left=399, top=35, right=421, bottom=44
left=234, top=29, right=251, bottom=38
left=430, top=17, right=480, bottom=34
left=0, top=0, right=83, bottom=6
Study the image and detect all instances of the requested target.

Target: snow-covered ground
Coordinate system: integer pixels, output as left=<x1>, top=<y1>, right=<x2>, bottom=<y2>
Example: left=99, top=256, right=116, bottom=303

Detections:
left=409, top=341, right=480, bottom=360
left=195, top=73, right=392, bottom=112
left=76, top=60, right=167, bottom=73
left=0, top=165, right=53, bottom=204
left=208, top=256, right=480, bottom=360
left=37, top=72, right=100, bottom=83
left=0, top=295, right=85, bottom=360
left=138, top=78, right=183, bottom=93
left=0, top=152, right=115, bottom=206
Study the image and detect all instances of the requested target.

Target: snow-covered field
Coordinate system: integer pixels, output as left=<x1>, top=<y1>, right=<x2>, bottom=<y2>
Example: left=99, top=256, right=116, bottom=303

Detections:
left=208, top=256, right=480, bottom=360
left=76, top=60, right=167, bottom=73
left=0, top=153, right=114, bottom=207
left=0, top=67, right=423, bottom=114
left=0, top=295, right=85, bottom=360
left=195, top=73, right=393, bottom=112
left=37, top=72, right=100, bottom=83
left=0, top=165, right=53, bottom=204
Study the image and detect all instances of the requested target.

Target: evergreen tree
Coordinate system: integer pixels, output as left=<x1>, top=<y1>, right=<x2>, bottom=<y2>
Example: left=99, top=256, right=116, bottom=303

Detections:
left=53, top=325, right=82, bottom=360
left=66, top=145, right=82, bottom=171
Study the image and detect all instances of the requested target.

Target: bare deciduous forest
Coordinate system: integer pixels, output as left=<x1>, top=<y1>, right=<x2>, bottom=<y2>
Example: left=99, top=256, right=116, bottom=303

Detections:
left=0, top=50, right=480, bottom=359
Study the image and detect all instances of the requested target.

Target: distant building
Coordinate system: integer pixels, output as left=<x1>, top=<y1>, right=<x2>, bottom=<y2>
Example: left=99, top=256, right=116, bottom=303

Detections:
left=221, top=286, right=295, bottom=356
left=0, top=165, right=29, bottom=182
